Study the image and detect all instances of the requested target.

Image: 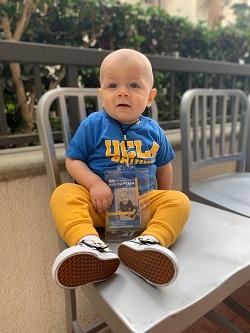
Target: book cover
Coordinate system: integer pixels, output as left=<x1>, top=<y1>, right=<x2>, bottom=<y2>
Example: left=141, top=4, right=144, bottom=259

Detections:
left=106, top=176, right=141, bottom=230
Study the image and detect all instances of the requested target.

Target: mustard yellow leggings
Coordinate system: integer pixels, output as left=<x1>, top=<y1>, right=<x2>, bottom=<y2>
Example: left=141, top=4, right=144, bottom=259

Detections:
left=50, top=183, right=191, bottom=247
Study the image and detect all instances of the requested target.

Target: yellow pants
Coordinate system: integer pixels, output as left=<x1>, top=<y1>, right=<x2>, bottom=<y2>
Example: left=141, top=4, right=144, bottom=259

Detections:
left=50, top=183, right=191, bottom=247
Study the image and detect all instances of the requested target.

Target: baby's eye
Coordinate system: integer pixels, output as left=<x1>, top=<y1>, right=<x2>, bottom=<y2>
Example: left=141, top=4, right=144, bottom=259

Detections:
left=129, top=83, right=140, bottom=88
left=108, top=83, right=118, bottom=88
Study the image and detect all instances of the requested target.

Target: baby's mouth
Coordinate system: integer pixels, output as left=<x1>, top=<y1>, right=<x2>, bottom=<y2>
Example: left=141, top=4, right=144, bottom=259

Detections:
left=117, top=103, right=131, bottom=107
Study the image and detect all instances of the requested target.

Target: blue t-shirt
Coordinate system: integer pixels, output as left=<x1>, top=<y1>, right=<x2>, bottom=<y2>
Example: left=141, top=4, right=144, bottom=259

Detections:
left=66, top=111, right=175, bottom=193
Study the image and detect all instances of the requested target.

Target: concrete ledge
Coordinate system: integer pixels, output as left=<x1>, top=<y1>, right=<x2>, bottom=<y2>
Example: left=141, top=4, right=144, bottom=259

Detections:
left=0, top=144, right=66, bottom=181
left=0, top=129, right=181, bottom=182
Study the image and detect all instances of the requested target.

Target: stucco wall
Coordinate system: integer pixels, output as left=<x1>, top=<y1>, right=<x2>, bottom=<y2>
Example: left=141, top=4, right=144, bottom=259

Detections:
left=0, top=147, right=106, bottom=332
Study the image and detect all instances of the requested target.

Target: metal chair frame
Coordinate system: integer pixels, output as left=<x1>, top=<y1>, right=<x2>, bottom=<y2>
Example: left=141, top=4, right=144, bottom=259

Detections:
left=37, top=87, right=250, bottom=333
left=180, top=89, right=250, bottom=217
left=36, top=87, right=159, bottom=332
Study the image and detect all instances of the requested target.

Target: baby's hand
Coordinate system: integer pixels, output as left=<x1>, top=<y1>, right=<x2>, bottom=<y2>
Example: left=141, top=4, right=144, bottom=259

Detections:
left=89, top=180, right=113, bottom=213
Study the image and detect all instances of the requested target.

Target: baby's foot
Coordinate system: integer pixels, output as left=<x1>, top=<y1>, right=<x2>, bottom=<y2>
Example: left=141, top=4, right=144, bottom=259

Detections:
left=118, top=236, right=178, bottom=287
left=52, top=238, right=120, bottom=288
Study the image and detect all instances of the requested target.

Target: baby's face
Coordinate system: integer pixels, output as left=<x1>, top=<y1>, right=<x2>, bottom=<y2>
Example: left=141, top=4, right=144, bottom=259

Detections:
left=121, top=197, right=129, bottom=204
left=99, top=51, right=156, bottom=124
left=120, top=193, right=129, bottom=204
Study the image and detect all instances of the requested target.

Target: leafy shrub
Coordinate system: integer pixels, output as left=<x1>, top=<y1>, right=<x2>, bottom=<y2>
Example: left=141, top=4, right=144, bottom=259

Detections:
left=2, top=0, right=250, bottom=134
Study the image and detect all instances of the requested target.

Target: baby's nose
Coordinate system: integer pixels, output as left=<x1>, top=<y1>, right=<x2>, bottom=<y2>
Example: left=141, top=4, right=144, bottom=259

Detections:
left=118, top=86, right=129, bottom=96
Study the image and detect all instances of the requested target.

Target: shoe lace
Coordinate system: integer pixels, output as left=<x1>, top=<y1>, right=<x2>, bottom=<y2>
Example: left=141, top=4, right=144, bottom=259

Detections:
left=133, top=237, right=160, bottom=246
left=79, top=240, right=110, bottom=253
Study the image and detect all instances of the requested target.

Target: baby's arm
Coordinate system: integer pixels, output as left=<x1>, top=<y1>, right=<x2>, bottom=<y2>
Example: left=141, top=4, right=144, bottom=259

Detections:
left=65, top=157, right=113, bottom=213
left=156, top=162, right=173, bottom=190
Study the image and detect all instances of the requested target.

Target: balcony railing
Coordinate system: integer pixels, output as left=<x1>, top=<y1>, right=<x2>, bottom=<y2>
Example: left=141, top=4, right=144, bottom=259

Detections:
left=1, top=40, right=250, bottom=148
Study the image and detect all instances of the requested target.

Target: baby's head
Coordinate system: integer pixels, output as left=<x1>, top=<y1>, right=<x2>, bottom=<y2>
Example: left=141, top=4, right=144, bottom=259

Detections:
left=119, top=189, right=129, bottom=204
left=99, top=49, right=157, bottom=124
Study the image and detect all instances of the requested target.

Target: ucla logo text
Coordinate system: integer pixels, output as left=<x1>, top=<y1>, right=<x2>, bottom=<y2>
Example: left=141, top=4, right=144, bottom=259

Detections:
left=105, top=140, right=159, bottom=165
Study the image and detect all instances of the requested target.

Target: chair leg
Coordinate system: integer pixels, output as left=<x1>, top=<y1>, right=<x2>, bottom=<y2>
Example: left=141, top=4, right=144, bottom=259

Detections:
left=81, top=320, right=107, bottom=333
left=65, top=289, right=107, bottom=333
left=58, top=236, right=79, bottom=333
left=58, top=239, right=107, bottom=333
left=65, top=289, right=78, bottom=333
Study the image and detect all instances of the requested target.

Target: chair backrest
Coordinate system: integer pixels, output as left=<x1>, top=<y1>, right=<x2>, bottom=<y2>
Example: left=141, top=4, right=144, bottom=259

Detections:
left=180, top=89, right=250, bottom=193
left=36, top=87, right=159, bottom=191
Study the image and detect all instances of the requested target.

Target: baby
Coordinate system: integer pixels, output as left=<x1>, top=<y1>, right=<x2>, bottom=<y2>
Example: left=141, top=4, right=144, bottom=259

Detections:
left=50, top=49, right=190, bottom=288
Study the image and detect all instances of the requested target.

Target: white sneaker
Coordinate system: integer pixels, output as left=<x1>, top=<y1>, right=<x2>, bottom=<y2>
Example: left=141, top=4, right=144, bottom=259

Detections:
left=118, top=236, right=179, bottom=287
left=52, top=238, right=120, bottom=289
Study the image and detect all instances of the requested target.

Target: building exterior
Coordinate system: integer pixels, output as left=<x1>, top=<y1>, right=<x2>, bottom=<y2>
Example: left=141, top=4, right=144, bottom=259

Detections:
left=120, top=0, right=249, bottom=28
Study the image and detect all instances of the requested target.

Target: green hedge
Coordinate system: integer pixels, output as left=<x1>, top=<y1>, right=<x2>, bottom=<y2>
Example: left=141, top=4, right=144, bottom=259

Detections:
left=1, top=0, right=250, bottom=133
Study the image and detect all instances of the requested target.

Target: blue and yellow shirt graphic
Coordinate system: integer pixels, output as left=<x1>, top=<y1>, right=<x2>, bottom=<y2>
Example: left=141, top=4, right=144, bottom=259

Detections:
left=66, top=111, right=175, bottom=193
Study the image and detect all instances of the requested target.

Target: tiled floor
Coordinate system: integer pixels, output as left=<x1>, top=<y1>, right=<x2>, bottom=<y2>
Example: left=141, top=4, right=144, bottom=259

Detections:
left=183, top=281, right=250, bottom=333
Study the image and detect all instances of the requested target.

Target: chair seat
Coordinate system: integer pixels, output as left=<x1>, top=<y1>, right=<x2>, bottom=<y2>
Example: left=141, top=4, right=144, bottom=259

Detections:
left=190, top=173, right=250, bottom=217
left=83, top=201, right=250, bottom=333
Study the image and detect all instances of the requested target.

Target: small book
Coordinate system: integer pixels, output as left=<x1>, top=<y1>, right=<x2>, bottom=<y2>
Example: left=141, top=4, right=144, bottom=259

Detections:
left=106, top=176, right=141, bottom=230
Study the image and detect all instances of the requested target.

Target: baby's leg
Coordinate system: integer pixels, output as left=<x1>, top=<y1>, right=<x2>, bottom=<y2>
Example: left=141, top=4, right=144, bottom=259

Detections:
left=141, top=190, right=190, bottom=247
left=118, top=190, right=190, bottom=286
left=50, top=183, right=119, bottom=288
left=50, top=183, right=106, bottom=246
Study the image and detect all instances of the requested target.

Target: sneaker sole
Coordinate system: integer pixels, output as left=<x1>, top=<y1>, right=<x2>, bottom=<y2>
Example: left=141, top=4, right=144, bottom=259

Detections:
left=118, top=244, right=176, bottom=286
left=57, top=254, right=120, bottom=288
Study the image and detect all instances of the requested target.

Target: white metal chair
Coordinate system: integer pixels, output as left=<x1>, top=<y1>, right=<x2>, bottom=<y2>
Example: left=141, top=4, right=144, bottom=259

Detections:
left=37, top=87, right=250, bottom=333
left=180, top=89, right=250, bottom=218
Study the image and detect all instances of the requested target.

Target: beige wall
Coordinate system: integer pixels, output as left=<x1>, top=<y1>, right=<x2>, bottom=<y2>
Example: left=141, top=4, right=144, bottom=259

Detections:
left=0, top=170, right=109, bottom=333
left=120, top=0, right=245, bottom=26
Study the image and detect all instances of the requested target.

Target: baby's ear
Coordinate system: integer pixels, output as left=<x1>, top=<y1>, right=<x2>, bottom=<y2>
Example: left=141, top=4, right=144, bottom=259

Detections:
left=147, top=88, right=157, bottom=107
left=97, top=88, right=104, bottom=106
left=97, top=87, right=102, bottom=98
